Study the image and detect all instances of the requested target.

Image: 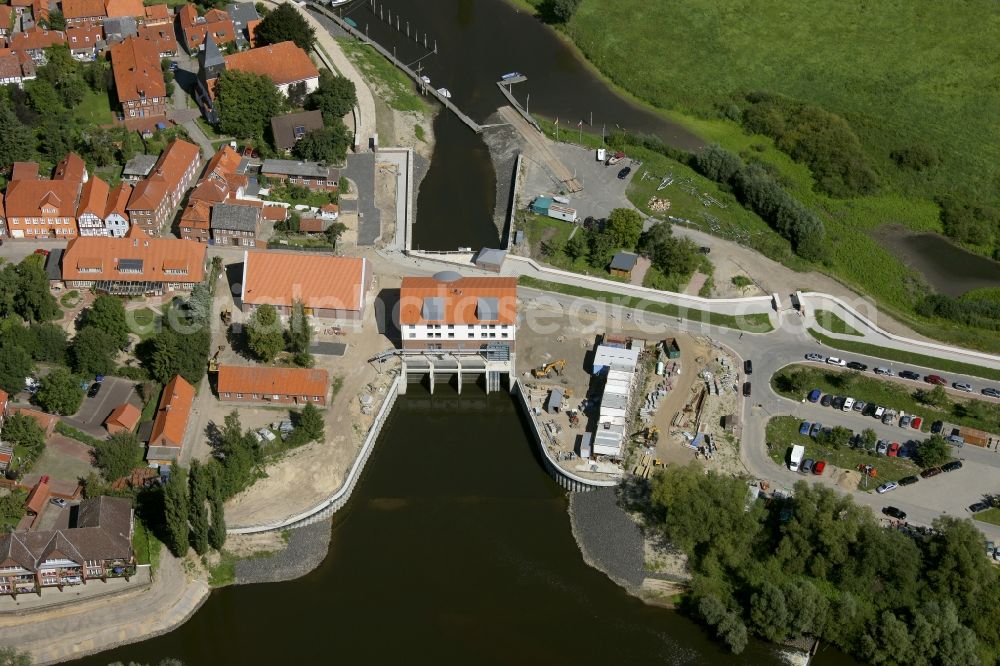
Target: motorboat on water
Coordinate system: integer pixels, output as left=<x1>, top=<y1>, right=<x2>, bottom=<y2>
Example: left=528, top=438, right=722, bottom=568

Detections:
left=436, top=87, right=452, bottom=99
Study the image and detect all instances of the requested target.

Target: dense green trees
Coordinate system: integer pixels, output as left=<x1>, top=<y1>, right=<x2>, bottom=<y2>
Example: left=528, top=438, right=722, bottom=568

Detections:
left=648, top=465, right=1000, bottom=661
left=254, top=3, right=315, bottom=51
left=914, top=434, right=951, bottom=469
left=70, top=326, right=118, bottom=377
left=292, top=124, right=351, bottom=165
left=297, top=403, right=325, bottom=443
left=0, top=101, right=34, bottom=167
left=287, top=300, right=313, bottom=367
left=0, top=342, right=33, bottom=394
left=1, top=413, right=46, bottom=453
left=141, top=288, right=212, bottom=385
left=209, top=466, right=227, bottom=551
left=188, top=460, right=210, bottom=556
left=306, top=70, right=357, bottom=123
left=541, top=0, right=580, bottom=23
left=213, top=411, right=262, bottom=499
left=215, top=70, right=286, bottom=140
left=163, top=466, right=190, bottom=556
left=83, top=295, right=130, bottom=349
left=93, top=432, right=143, bottom=482
left=604, top=208, right=643, bottom=249
left=246, top=304, right=284, bottom=363
left=33, top=367, right=83, bottom=415
left=0, top=256, right=60, bottom=323
left=637, top=223, right=701, bottom=281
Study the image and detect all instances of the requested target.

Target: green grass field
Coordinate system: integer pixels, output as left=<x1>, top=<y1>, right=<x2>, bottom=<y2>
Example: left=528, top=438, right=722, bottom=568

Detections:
left=338, top=38, right=428, bottom=113
left=765, top=416, right=920, bottom=490
left=813, top=310, right=862, bottom=336
left=74, top=89, right=114, bottom=125
left=521, top=0, right=1000, bottom=353
left=975, top=508, right=1000, bottom=528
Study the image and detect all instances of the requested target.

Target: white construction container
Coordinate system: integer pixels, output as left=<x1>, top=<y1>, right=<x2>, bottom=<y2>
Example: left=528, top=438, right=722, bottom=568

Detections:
left=547, top=204, right=578, bottom=223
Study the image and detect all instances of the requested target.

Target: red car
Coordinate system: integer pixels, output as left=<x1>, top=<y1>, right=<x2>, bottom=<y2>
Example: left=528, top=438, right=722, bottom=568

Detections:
left=925, top=374, right=947, bottom=386
left=910, top=416, right=923, bottom=430
left=33, top=248, right=49, bottom=256
left=887, top=442, right=900, bottom=457
left=813, top=460, right=826, bottom=475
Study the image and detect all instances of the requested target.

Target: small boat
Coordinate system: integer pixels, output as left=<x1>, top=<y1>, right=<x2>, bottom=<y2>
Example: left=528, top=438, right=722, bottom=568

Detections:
left=420, top=75, right=431, bottom=85
left=606, top=151, right=626, bottom=166
left=343, top=17, right=357, bottom=28
left=436, top=87, right=452, bottom=99
left=500, top=71, right=523, bottom=81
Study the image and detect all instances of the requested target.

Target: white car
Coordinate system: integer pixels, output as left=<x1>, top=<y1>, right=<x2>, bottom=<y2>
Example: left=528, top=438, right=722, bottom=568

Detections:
left=805, top=353, right=825, bottom=362
left=826, top=357, right=847, bottom=367
left=257, top=428, right=277, bottom=443
left=842, top=397, right=855, bottom=412
left=876, top=482, right=899, bottom=494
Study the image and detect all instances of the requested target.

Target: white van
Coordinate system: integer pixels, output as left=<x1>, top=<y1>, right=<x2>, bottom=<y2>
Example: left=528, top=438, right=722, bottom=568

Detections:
left=874, top=367, right=893, bottom=376
left=843, top=397, right=855, bottom=412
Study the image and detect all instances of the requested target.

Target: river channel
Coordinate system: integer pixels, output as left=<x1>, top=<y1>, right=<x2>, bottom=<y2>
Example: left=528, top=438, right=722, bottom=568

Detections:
left=74, top=387, right=853, bottom=665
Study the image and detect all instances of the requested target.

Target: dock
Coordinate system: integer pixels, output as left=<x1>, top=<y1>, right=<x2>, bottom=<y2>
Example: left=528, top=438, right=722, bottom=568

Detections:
left=495, top=82, right=541, bottom=132
left=498, top=106, right=583, bottom=193
left=312, top=6, right=483, bottom=134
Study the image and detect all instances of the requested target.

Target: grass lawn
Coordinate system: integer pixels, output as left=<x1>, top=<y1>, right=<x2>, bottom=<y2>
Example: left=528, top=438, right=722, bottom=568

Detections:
left=60, top=290, right=81, bottom=308
left=521, top=1, right=1000, bottom=354
left=772, top=364, right=1000, bottom=435
left=975, top=508, right=1000, bottom=528
left=338, top=38, right=428, bottom=113
left=133, top=518, right=163, bottom=573
left=268, top=235, right=335, bottom=250
left=814, top=310, right=862, bottom=336
left=75, top=89, right=115, bottom=125
left=518, top=275, right=773, bottom=332
left=264, top=185, right=338, bottom=209
left=808, top=329, right=1000, bottom=382
left=766, top=415, right=920, bottom=490
left=208, top=551, right=236, bottom=587
left=129, top=307, right=161, bottom=340
left=139, top=383, right=163, bottom=422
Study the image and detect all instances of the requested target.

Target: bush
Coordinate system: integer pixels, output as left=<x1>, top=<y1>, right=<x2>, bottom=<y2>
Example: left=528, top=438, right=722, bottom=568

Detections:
left=891, top=144, right=939, bottom=171
left=541, top=0, right=580, bottom=23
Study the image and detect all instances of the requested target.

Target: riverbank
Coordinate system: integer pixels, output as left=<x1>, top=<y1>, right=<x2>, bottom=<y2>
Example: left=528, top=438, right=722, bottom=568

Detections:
left=481, top=110, right=524, bottom=238
left=233, top=519, right=333, bottom=585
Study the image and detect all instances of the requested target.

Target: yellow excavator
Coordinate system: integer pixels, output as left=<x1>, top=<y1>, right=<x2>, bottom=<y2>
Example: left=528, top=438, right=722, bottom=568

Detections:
left=532, top=359, right=566, bottom=378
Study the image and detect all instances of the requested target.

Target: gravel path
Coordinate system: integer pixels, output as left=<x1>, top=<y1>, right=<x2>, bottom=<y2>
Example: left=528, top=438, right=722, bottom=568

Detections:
left=234, top=519, right=333, bottom=585
left=568, top=487, right=646, bottom=593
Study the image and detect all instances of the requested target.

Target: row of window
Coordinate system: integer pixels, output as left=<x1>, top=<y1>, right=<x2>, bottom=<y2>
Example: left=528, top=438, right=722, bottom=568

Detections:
left=411, top=332, right=509, bottom=339
left=222, top=392, right=322, bottom=401
left=10, top=218, right=73, bottom=224
left=423, top=324, right=507, bottom=330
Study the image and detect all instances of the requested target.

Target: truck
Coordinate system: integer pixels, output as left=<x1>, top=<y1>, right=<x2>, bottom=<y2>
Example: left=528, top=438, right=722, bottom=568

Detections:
left=789, top=445, right=805, bottom=472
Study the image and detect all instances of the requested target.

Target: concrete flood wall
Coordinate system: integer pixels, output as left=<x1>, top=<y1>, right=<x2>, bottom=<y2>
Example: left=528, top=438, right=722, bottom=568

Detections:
left=512, top=379, right=618, bottom=492
left=229, top=374, right=402, bottom=534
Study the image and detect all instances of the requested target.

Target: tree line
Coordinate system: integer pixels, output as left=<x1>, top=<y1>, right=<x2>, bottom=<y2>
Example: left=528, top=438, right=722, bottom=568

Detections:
left=648, top=465, right=1000, bottom=664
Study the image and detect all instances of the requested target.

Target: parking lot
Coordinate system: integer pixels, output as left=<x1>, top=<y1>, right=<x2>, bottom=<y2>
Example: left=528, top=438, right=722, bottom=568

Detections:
left=62, top=376, right=140, bottom=439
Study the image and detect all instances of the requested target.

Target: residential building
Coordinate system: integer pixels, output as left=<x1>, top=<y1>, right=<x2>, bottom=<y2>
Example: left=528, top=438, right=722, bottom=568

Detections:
left=179, top=145, right=249, bottom=241
left=104, top=0, right=144, bottom=19
left=0, top=49, right=36, bottom=87
left=0, top=496, right=135, bottom=598
left=217, top=365, right=329, bottom=406
left=137, top=22, right=177, bottom=57
left=75, top=176, right=110, bottom=236
left=3, top=160, right=83, bottom=239
left=9, top=0, right=32, bottom=16
left=141, top=3, right=170, bottom=26
left=0, top=7, right=12, bottom=39
left=225, top=2, right=259, bottom=49
left=30, top=0, right=49, bottom=28
left=122, top=154, right=158, bottom=183
left=9, top=29, right=66, bottom=64
left=111, top=36, right=167, bottom=119
left=178, top=199, right=212, bottom=242
left=61, top=0, right=106, bottom=26
left=210, top=202, right=260, bottom=246
left=178, top=4, right=235, bottom=53
left=62, top=235, right=206, bottom=295
left=54, top=152, right=88, bottom=183
left=0, top=193, right=6, bottom=237
left=65, top=24, right=104, bottom=60
left=104, top=403, right=140, bottom=434
left=270, top=110, right=324, bottom=153
left=260, top=159, right=339, bottom=191
left=126, top=139, right=201, bottom=235
left=103, top=182, right=132, bottom=236
left=240, top=251, right=370, bottom=320
left=398, top=274, right=517, bottom=352
left=102, top=16, right=137, bottom=43
left=147, top=375, right=194, bottom=465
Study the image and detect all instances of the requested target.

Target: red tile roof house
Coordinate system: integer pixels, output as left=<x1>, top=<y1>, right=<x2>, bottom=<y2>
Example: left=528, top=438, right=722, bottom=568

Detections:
left=126, top=139, right=202, bottom=235
left=140, top=2, right=171, bottom=26
left=2, top=157, right=85, bottom=239
left=0, top=496, right=136, bottom=598
left=147, top=375, right=194, bottom=465
left=9, top=29, right=66, bottom=64
left=62, top=235, right=206, bottom=295
left=104, top=403, right=140, bottom=434
left=66, top=24, right=105, bottom=60
left=8, top=407, right=58, bottom=436
left=137, top=22, right=177, bottom=57
left=0, top=48, right=36, bottom=87
left=0, top=7, right=13, bottom=39
left=103, top=182, right=132, bottom=236
left=61, top=0, right=106, bottom=27
left=217, top=365, right=329, bottom=406
left=111, top=36, right=168, bottom=119
left=75, top=175, right=110, bottom=236
left=179, top=145, right=249, bottom=242
left=240, top=251, right=371, bottom=321
left=178, top=4, right=235, bottom=53
left=104, top=0, right=144, bottom=20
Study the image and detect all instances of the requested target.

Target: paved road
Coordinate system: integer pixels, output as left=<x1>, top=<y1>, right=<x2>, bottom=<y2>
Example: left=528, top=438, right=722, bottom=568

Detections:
left=61, top=377, right=138, bottom=439
left=345, top=152, right=381, bottom=244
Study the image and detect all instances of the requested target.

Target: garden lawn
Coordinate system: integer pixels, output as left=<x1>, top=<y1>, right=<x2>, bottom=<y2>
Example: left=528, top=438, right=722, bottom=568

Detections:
left=265, top=185, right=338, bottom=208
left=808, top=329, right=1000, bottom=382
left=765, top=415, right=920, bottom=490
left=74, top=89, right=114, bottom=125
left=129, top=307, right=161, bottom=340
left=975, top=508, right=1000, bottom=528
left=338, top=38, right=427, bottom=113
left=772, top=364, right=1000, bottom=435
left=813, top=310, right=862, bottom=336
left=133, top=518, right=163, bottom=573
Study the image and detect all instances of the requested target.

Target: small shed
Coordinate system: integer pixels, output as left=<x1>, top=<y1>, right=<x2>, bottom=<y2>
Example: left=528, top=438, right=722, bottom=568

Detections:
left=474, top=248, right=507, bottom=273
left=578, top=432, right=593, bottom=459
left=609, top=251, right=639, bottom=278
left=663, top=337, right=681, bottom=359
left=45, top=248, right=63, bottom=285
left=545, top=387, right=564, bottom=414
left=105, top=403, right=141, bottom=435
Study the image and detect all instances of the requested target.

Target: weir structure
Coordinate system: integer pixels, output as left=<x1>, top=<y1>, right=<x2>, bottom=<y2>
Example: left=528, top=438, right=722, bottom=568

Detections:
left=370, top=348, right=514, bottom=395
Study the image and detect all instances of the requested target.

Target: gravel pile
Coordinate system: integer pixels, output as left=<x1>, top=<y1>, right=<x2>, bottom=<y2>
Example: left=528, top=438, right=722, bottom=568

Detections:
left=569, top=487, right=646, bottom=593
left=235, top=518, right=333, bottom=585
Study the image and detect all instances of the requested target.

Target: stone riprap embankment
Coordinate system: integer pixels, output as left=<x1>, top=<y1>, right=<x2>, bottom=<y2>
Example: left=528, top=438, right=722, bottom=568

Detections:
left=235, top=519, right=333, bottom=585
left=568, top=487, right=645, bottom=593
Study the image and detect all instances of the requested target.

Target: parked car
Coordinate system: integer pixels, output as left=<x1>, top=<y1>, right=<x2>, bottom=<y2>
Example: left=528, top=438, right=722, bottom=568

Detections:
left=799, top=421, right=812, bottom=435
left=930, top=420, right=944, bottom=434
left=887, top=442, right=900, bottom=457
left=882, top=411, right=896, bottom=425
left=853, top=400, right=866, bottom=412
left=744, top=359, right=753, bottom=374
left=826, top=357, right=847, bottom=367
left=805, top=353, right=825, bottom=362
left=899, top=370, right=920, bottom=380
left=698, top=246, right=711, bottom=254
left=876, top=440, right=889, bottom=456
left=873, top=367, right=893, bottom=376
left=742, top=382, right=751, bottom=397
left=883, top=506, right=907, bottom=520
left=847, top=361, right=868, bottom=371
left=899, top=415, right=911, bottom=428
left=876, top=482, right=898, bottom=494
left=898, top=475, right=919, bottom=486
left=910, top=416, right=923, bottom=430
left=87, top=382, right=102, bottom=398
left=946, top=434, right=965, bottom=447
left=942, top=461, right=963, bottom=472
left=820, top=394, right=833, bottom=407
left=873, top=405, right=885, bottom=419
left=813, top=460, right=826, bottom=475
left=50, top=498, right=68, bottom=508
left=808, top=388, right=821, bottom=403
left=843, top=397, right=855, bottom=412
left=920, top=467, right=943, bottom=479
left=801, top=459, right=814, bottom=473
left=617, top=166, right=632, bottom=179
left=257, top=428, right=277, bottom=443
left=809, top=422, right=822, bottom=438
left=925, top=374, right=947, bottom=386
left=981, top=387, right=1000, bottom=398
left=969, top=501, right=990, bottom=513
left=953, top=382, right=973, bottom=392
left=832, top=396, right=845, bottom=410
left=33, top=248, right=49, bottom=256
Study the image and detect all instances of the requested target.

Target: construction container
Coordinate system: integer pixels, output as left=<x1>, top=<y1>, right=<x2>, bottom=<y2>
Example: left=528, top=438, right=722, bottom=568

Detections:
left=529, top=196, right=552, bottom=215
left=547, top=204, right=578, bottom=223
